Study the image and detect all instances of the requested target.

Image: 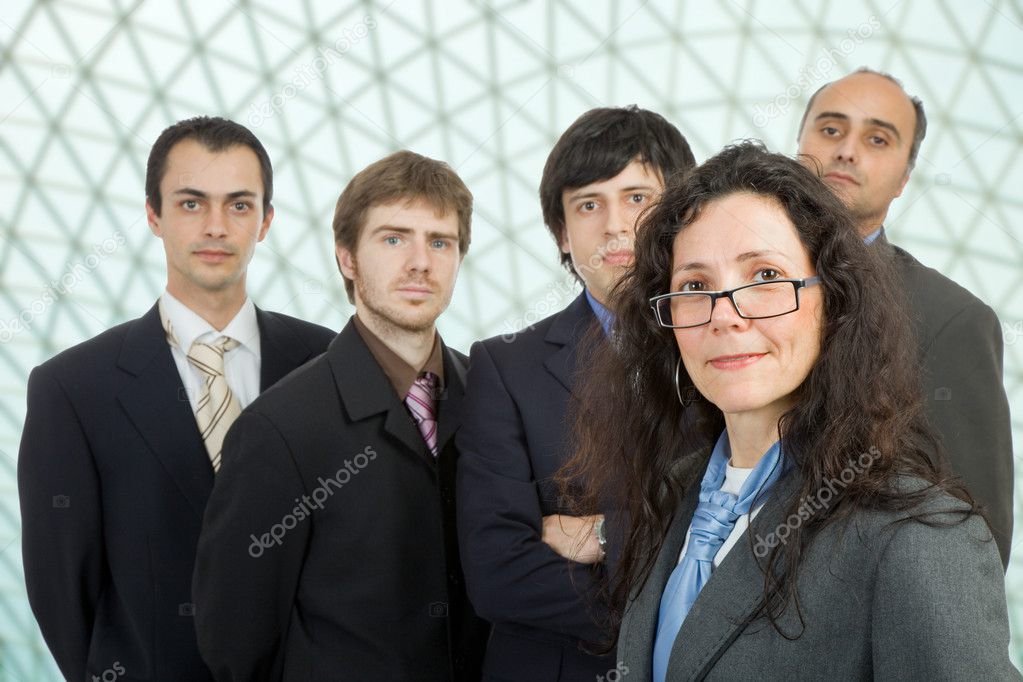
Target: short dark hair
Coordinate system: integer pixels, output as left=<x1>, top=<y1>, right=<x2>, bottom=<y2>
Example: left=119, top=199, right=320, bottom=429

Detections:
left=539, top=106, right=696, bottom=276
left=332, top=150, right=473, bottom=302
left=146, top=116, right=273, bottom=215
left=797, top=68, right=927, bottom=170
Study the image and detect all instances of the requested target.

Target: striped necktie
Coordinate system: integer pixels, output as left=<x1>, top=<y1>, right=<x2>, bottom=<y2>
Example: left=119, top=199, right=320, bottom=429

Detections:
left=187, top=337, right=242, bottom=472
left=161, top=309, right=241, bottom=472
left=405, top=372, right=439, bottom=457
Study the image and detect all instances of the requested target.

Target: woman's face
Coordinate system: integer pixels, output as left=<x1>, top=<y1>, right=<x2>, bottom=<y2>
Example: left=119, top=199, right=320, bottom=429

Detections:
left=670, top=192, right=824, bottom=422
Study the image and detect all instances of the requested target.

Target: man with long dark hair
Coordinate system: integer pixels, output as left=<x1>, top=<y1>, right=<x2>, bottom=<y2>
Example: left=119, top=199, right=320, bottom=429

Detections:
left=796, top=68, right=1013, bottom=567
left=457, top=106, right=695, bottom=681
left=17, top=116, right=335, bottom=681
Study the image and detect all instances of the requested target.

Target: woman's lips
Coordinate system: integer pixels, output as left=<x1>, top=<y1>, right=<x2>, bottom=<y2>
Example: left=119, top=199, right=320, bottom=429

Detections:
left=708, top=353, right=766, bottom=370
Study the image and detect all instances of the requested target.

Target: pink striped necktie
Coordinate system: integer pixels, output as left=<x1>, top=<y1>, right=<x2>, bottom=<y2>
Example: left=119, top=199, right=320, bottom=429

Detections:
left=405, top=372, right=439, bottom=457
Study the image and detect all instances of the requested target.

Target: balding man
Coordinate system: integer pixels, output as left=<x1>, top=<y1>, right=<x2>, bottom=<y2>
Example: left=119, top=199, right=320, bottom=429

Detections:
left=797, top=68, right=1013, bottom=567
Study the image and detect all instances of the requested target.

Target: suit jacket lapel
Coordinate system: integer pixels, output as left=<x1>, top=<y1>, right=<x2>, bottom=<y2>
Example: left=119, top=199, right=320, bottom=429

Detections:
left=618, top=479, right=702, bottom=680
left=665, top=471, right=803, bottom=680
left=256, top=306, right=319, bottom=391
left=328, top=320, right=429, bottom=461
left=435, top=345, right=467, bottom=454
left=542, top=292, right=598, bottom=395
left=116, top=303, right=213, bottom=518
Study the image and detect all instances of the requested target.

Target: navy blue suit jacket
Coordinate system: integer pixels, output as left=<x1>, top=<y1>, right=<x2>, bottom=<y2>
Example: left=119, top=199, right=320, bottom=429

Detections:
left=18, top=302, right=334, bottom=681
left=457, top=293, right=613, bottom=682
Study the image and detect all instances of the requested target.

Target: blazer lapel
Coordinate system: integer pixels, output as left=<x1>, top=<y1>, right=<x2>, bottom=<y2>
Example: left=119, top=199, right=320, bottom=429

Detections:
left=542, top=293, right=598, bottom=395
left=256, top=306, right=320, bottom=391
left=116, top=303, right=213, bottom=519
left=328, top=320, right=428, bottom=461
left=434, top=344, right=467, bottom=454
left=618, top=481, right=702, bottom=680
left=665, top=471, right=803, bottom=680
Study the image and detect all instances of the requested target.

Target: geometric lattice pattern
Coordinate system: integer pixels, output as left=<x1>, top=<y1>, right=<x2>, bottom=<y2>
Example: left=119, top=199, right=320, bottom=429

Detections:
left=1, top=1, right=1020, bottom=678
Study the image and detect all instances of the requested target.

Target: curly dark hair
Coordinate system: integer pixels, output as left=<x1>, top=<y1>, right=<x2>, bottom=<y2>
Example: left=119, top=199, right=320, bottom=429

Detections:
left=559, top=140, right=977, bottom=647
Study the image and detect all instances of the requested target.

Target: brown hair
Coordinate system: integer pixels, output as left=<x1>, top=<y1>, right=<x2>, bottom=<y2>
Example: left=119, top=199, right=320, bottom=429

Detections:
left=332, top=150, right=473, bottom=301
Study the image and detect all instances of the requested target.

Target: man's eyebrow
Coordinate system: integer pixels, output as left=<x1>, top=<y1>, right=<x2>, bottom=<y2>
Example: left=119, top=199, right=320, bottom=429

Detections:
left=173, top=188, right=208, bottom=199
left=813, top=111, right=849, bottom=123
left=172, top=188, right=258, bottom=200
left=865, top=117, right=902, bottom=141
left=814, top=111, right=902, bottom=141
left=566, top=184, right=657, bottom=202
left=368, top=225, right=458, bottom=240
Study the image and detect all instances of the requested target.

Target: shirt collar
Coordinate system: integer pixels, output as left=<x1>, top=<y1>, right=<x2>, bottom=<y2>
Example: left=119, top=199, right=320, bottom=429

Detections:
left=863, top=226, right=883, bottom=245
left=159, top=290, right=260, bottom=357
left=352, top=314, right=445, bottom=398
left=584, top=288, right=614, bottom=337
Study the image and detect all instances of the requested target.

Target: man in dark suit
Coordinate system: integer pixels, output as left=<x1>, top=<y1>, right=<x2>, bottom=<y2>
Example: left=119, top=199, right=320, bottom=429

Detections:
left=797, top=68, right=1014, bottom=566
left=192, top=150, right=488, bottom=681
left=457, top=106, right=695, bottom=681
left=17, top=116, right=335, bottom=681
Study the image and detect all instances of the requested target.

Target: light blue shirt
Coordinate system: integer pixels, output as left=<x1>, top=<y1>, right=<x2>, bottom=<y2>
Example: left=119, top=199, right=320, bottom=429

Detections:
left=584, top=289, right=614, bottom=337
left=864, top=227, right=883, bottom=245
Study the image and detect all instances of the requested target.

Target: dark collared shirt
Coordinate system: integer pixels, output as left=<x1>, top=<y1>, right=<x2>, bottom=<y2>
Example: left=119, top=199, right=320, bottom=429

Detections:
left=352, top=314, right=445, bottom=398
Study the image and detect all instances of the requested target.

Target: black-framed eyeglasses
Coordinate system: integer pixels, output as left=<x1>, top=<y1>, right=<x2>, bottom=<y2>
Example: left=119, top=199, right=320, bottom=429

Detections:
left=649, top=276, right=821, bottom=329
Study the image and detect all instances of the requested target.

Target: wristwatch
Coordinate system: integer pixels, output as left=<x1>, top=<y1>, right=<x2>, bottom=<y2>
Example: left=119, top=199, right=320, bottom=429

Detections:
left=594, top=516, right=607, bottom=553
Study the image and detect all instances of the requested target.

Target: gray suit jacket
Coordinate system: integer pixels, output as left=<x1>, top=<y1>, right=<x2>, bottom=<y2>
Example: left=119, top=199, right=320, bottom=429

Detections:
left=616, top=471, right=1019, bottom=681
left=879, top=233, right=1013, bottom=567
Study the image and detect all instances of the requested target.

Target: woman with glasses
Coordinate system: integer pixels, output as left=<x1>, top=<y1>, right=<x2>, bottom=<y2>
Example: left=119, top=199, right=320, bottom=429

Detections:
left=558, top=141, right=1018, bottom=680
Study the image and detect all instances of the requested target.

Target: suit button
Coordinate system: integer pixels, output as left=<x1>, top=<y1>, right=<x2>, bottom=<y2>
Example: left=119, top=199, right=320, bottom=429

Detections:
left=440, top=486, right=453, bottom=503
left=448, top=571, right=461, bottom=586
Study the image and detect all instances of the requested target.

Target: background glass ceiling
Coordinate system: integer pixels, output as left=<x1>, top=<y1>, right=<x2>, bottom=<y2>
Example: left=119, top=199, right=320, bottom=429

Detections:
left=1, top=0, right=1020, bottom=678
